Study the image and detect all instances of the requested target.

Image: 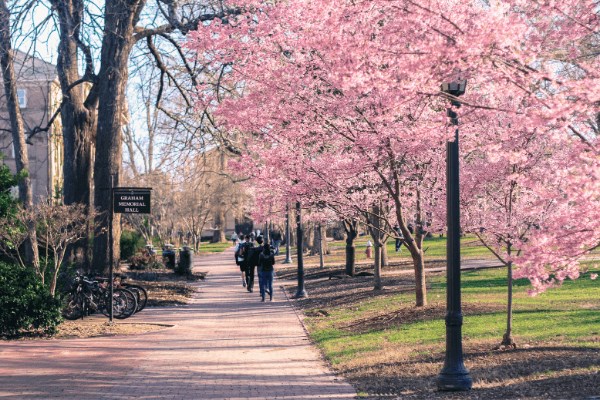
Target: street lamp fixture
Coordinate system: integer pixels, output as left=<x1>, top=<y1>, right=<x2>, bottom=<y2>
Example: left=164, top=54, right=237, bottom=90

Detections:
left=441, top=80, right=467, bottom=100
left=436, top=79, right=473, bottom=392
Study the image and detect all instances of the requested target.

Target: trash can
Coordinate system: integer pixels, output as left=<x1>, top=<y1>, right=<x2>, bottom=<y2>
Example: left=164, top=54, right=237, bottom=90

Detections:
left=176, top=246, right=193, bottom=276
left=162, top=244, right=176, bottom=269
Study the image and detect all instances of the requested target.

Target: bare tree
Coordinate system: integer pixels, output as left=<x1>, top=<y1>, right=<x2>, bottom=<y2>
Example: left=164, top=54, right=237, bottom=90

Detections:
left=9, top=1, right=242, bottom=274
left=0, top=202, right=91, bottom=296
left=35, top=202, right=92, bottom=296
left=366, top=203, right=388, bottom=291
left=0, top=209, right=29, bottom=269
left=92, top=0, right=243, bottom=273
left=0, top=0, right=39, bottom=268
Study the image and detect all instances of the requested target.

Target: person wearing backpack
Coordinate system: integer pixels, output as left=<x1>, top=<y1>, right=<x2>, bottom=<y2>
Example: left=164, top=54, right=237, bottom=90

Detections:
left=235, top=235, right=250, bottom=287
left=245, top=235, right=264, bottom=292
left=258, top=242, right=276, bottom=302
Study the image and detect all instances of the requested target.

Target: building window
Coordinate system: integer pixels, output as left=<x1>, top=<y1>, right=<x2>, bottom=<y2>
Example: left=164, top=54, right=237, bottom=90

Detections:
left=17, top=88, right=27, bottom=108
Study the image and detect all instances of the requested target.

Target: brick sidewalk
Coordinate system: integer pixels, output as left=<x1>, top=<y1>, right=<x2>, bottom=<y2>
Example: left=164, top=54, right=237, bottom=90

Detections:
left=0, top=249, right=356, bottom=400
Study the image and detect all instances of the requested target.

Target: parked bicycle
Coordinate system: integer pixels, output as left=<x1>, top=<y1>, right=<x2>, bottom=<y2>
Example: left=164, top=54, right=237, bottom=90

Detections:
left=114, top=274, right=148, bottom=313
left=62, top=274, right=141, bottom=320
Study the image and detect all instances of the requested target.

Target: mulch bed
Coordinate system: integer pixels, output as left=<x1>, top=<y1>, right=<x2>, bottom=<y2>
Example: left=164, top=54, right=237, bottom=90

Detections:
left=126, top=269, right=206, bottom=307
left=54, top=320, right=171, bottom=339
left=347, top=342, right=600, bottom=399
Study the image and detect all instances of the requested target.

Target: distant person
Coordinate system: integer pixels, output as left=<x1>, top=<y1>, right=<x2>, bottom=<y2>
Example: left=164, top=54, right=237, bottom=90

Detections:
left=270, top=230, right=282, bottom=255
left=231, top=232, right=238, bottom=246
left=365, top=239, right=373, bottom=259
left=246, top=235, right=264, bottom=292
left=258, top=242, right=276, bottom=302
left=235, top=235, right=251, bottom=287
left=394, top=225, right=405, bottom=252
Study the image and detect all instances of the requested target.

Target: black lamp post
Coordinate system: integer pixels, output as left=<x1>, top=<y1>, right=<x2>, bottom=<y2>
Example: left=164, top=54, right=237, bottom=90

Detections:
left=436, top=79, right=472, bottom=391
left=294, top=201, right=307, bottom=298
left=283, top=204, right=292, bottom=264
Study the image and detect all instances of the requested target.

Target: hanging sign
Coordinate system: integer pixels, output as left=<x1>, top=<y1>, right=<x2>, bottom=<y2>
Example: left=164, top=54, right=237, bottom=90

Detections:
left=113, top=187, right=152, bottom=214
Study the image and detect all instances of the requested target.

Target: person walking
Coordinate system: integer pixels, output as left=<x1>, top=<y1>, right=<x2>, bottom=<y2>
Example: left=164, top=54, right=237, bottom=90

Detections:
left=246, top=235, right=264, bottom=292
left=394, top=225, right=405, bottom=252
left=231, top=232, right=238, bottom=246
left=271, top=230, right=282, bottom=255
left=235, top=235, right=251, bottom=287
left=258, top=242, right=276, bottom=302
left=365, top=239, right=373, bottom=259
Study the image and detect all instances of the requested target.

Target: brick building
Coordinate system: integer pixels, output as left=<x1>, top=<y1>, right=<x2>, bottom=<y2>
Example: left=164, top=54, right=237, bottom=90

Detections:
left=0, top=51, right=63, bottom=201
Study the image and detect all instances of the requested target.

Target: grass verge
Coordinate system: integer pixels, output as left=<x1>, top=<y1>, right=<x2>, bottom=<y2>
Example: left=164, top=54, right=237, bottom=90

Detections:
left=197, top=241, right=232, bottom=254
left=282, top=262, right=600, bottom=399
left=291, top=234, right=496, bottom=268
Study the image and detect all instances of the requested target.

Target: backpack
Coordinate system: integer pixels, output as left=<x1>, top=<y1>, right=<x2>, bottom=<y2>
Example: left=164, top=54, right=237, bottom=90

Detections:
left=259, top=251, right=275, bottom=272
left=236, top=242, right=249, bottom=262
left=247, top=245, right=262, bottom=267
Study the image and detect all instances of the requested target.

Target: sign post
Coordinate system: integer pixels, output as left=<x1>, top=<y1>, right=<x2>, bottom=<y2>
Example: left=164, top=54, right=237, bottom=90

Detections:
left=109, top=187, right=152, bottom=323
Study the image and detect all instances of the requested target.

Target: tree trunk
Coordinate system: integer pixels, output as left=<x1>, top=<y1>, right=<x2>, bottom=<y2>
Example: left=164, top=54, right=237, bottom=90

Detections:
left=374, top=241, right=382, bottom=290
left=500, top=258, right=516, bottom=348
left=287, top=207, right=296, bottom=246
left=393, top=186, right=427, bottom=307
left=306, top=223, right=316, bottom=255
left=368, top=203, right=384, bottom=290
left=318, top=224, right=324, bottom=269
left=194, top=234, right=200, bottom=252
left=92, top=0, right=143, bottom=274
left=0, top=0, right=39, bottom=270
left=344, top=219, right=358, bottom=276
left=321, top=224, right=330, bottom=254
left=412, top=250, right=427, bottom=306
left=381, top=238, right=389, bottom=267
left=211, top=207, right=226, bottom=243
left=54, top=0, right=96, bottom=269
left=345, top=239, right=355, bottom=276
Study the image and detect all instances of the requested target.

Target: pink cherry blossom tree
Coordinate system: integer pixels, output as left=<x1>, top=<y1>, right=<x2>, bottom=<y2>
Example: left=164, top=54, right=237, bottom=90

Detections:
left=187, top=0, right=600, bottom=308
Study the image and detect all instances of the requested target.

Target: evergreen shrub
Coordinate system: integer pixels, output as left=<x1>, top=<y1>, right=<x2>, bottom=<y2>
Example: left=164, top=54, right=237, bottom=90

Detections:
left=0, top=261, right=62, bottom=337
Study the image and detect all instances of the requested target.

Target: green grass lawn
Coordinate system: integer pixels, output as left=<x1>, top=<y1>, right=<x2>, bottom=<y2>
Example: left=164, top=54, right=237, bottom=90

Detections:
left=301, top=234, right=496, bottom=267
left=196, top=241, right=232, bottom=254
left=306, top=265, right=600, bottom=366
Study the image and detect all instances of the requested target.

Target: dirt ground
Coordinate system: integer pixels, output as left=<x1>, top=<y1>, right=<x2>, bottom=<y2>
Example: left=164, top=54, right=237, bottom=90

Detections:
left=54, top=320, right=171, bottom=339
left=279, top=263, right=600, bottom=400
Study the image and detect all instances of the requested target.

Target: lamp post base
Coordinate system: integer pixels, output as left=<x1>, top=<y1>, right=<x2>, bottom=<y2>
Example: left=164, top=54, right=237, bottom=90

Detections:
left=283, top=257, right=292, bottom=264
left=436, top=371, right=472, bottom=392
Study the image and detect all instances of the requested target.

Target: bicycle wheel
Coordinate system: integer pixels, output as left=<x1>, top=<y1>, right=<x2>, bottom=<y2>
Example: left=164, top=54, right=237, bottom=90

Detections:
left=123, top=284, right=147, bottom=312
left=100, top=289, right=129, bottom=319
left=62, top=292, right=85, bottom=320
left=114, top=288, right=138, bottom=319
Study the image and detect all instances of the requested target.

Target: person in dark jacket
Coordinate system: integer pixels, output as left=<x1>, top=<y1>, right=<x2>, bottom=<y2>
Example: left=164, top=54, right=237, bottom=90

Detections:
left=271, top=230, right=282, bottom=255
left=393, top=225, right=405, bottom=252
left=245, top=235, right=264, bottom=292
left=258, top=242, right=275, bottom=302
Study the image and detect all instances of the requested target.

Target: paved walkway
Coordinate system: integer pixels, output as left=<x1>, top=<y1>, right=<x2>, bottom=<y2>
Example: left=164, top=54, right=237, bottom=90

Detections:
left=0, top=249, right=356, bottom=399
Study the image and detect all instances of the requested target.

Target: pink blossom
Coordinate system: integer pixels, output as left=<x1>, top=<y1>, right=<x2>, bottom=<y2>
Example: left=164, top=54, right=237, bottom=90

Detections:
left=187, top=0, right=600, bottom=295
